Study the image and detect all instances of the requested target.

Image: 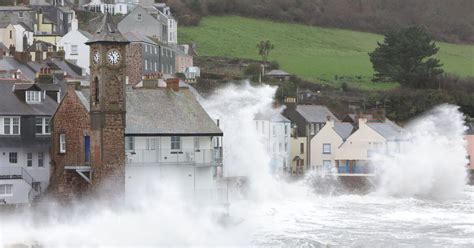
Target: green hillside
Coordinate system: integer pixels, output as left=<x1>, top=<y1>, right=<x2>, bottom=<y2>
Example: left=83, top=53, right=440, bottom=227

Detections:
left=179, top=16, right=474, bottom=90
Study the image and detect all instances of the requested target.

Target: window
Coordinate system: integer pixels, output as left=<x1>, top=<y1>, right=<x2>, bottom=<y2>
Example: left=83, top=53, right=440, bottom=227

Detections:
left=323, top=143, right=331, bottom=154
left=125, top=137, right=135, bottom=151
left=0, top=184, right=13, bottom=197
left=36, top=117, right=50, bottom=135
left=154, top=62, right=157, bottom=71
left=94, top=77, right=99, bottom=103
left=145, top=44, right=148, bottom=53
left=9, top=152, right=17, bottom=164
left=194, top=137, right=200, bottom=151
left=9, top=30, right=12, bottom=39
left=26, top=91, right=41, bottom=103
left=27, top=153, right=33, bottom=167
left=285, top=143, right=288, bottom=152
left=38, top=152, right=44, bottom=167
left=145, top=60, right=148, bottom=70
left=137, top=13, right=142, bottom=21
left=171, top=136, right=181, bottom=150
left=323, top=160, right=332, bottom=169
left=71, top=45, right=78, bottom=55
left=262, top=122, right=265, bottom=134
left=284, top=125, right=288, bottom=135
left=59, top=134, right=66, bottom=153
left=18, top=12, right=23, bottom=18
left=300, top=143, right=304, bottom=154
left=279, top=143, right=282, bottom=152
left=146, top=138, right=156, bottom=150
left=1, top=117, right=20, bottom=135
left=272, top=125, right=276, bottom=136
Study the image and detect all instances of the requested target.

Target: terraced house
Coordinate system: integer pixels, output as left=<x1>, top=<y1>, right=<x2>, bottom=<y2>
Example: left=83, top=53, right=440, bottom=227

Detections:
left=0, top=77, right=60, bottom=205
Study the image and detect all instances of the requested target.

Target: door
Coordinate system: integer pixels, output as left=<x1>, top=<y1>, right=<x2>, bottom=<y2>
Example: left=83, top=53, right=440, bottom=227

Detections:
left=84, top=135, right=90, bottom=163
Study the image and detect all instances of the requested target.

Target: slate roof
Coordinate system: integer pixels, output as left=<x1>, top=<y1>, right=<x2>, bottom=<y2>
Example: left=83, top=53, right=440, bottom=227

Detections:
left=0, top=42, right=7, bottom=50
left=0, top=57, right=37, bottom=81
left=333, top=122, right=353, bottom=140
left=296, top=105, right=339, bottom=123
left=77, top=86, right=222, bottom=136
left=0, top=80, right=58, bottom=116
left=126, top=88, right=223, bottom=136
left=123, top=32, right=157, bottom=45
left=78, top=29, right=92, bottom=39
left=86, top=14, right=129, bottom=44
left=366, top=121, right=402, bottom=139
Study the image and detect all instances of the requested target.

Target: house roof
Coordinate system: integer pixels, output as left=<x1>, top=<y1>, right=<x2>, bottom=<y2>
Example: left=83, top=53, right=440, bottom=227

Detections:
left=78, top=86, right=222, bottom=136
left=75, top=90, right=90, bottom=112
left=0, top=57, right=37, bottom=81
left=296, top=105, right=338, bottom=123
left=366, top=121, right=402, bottom=139
left=333, top=122, right=353, bottom=140
left=0, top=80, right=58, bottom=116
left=126, top=87, right=222, bottom=136
left=466, top=122, right=474, bottom=135
left=78, top=29, right=92, bottom=39
left=255, top=112, right=290, bottom=122
left=123, top=31, right=157, bottom=45
left=86, top=14, right=129, bottom=44
left=266, top=70, right=290, bottom=77
left=15, top=22, right=34, bottom=32
left=0, top=42, right=7, bottom=50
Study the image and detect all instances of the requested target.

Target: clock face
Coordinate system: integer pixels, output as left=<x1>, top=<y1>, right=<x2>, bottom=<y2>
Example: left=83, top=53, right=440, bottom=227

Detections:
left=106, top=49, right=121, bottom=65
left=92, top=51, right=100, bottom=65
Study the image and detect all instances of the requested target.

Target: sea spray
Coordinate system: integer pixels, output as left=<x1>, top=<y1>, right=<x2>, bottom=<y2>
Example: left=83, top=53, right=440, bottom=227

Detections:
left=200, top=81, right=286, bottom=201
left=374, top=104, right=468, bottom=199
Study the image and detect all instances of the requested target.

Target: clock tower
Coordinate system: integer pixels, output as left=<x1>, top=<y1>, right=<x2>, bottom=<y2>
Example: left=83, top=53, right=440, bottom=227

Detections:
left=85, top=14, right=129, bottom=197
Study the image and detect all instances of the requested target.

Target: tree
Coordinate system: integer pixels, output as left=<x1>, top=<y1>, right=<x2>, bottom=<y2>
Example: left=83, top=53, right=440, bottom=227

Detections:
left=257, top=40, right=274, bottom=65
left=369, top=26, right=443, bottom=88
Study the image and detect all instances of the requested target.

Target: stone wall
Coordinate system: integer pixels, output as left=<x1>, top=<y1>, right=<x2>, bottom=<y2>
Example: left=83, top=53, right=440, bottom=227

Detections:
left=126, top=43, right=143, bottom=86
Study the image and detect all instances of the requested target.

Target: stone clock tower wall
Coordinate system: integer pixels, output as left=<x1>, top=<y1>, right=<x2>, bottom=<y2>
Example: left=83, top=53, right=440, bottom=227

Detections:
left=87, top=15, right=129, bottom=198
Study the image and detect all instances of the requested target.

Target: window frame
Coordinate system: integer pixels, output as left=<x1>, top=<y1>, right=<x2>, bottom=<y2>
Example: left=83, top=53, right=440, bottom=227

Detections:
left=71, top=44, right=78, bottom=55
left=1, top=117, right=20, bottom=135
left=9, top=152, right=18, bottom=164
left=27, top=153, right=33, bottom=167
left=26, top=91, right=42, bottom=103
left=59, top=133, right=66, bottom=153
left=35, top=117, right=51, bottom=135
left=38, top=152, right=44, bottom=167
left=171, top=136, right=181, bottom=151
left=0, top=184, right=13, bottom=197
left=322, top=143, right=331, bottom=154
left=125, top=136, right=135, bottom=151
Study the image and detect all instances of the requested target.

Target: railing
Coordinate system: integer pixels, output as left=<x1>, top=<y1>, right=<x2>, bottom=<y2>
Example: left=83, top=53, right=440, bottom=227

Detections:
left=0, top=166, right=35, bottom=187
left=126, top=148, right=223, bottom=166
left=337, top=165, right=372, bottom=174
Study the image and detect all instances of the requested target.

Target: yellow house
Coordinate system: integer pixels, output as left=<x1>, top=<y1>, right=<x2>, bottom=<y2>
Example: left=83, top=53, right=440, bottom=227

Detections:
left=290, top=135, right=306, bottom=175
left=33, top=9, right=61, bottom=46
left=310, top=120, right=353, bottom=172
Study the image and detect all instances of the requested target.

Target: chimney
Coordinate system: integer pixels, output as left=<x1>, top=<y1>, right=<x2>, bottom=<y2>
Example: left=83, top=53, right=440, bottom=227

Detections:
left=71, top=18, right=78, bottom=31
left=36, top=67, right=54, bottom=84
left=56, top=47, right=65, bottom=60
left=326, top=115, right=334, bottom=127
left=166, top=77, right=180, bottom=91
left=66, top=81, right=81, bottom=92
left=14, top=51, right=31, bottom=64
left=358, top=118, right=367, bottom=128
left=142, top=73, right=161, bottom=89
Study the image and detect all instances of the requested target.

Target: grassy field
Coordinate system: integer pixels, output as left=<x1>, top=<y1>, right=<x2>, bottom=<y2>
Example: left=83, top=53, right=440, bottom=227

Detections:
left=180, top=16, right=474, bottom=91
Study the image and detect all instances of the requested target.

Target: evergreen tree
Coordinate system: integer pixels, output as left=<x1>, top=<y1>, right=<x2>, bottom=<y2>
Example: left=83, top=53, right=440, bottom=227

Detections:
left=369, top=26, right=443, bottom=88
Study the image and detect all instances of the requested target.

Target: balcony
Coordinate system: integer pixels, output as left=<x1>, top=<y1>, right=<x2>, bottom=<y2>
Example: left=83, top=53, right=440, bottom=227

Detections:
left=126, top=148, right=223, bottom=167
left=0, top=166, right=39, bottom=191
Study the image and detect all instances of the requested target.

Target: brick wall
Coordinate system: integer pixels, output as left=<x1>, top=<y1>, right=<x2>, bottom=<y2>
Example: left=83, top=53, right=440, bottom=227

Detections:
left=49, top=83, right=91, bottom=201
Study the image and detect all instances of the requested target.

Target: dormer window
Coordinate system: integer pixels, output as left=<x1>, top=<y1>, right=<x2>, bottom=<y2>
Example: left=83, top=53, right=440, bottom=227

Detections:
left=26, top=91, right=42, bottom=103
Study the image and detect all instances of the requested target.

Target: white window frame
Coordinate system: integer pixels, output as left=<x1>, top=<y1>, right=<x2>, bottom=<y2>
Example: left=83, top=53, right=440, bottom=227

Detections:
left=27, top=153, right=33, bottom=167
left=26, top=91, right=42, bottom=103
left=0, top=184, right=13, bottom=197
left=59, top=133, right=66, bottom=153
left=9, top=152, right=17, bottom=164
left=35, top=117, right=50, bottom=135
left=323, top=143, right=331, bottom=154
left=125, top=136, right=135, bottom=151
left=38, top=152, right=44, bottom=167
left=1, top=117, right=20, bottom=135
left=71, top=44, right=78, bottom=55
left=146, top=138, right=156, bottom=150
left=171, top=136, right=181, bottom=151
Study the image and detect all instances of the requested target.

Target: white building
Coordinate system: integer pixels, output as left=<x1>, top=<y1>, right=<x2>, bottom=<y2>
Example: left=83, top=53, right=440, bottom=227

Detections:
left=0, top=79, right=60, bottom=205
left=0, top=23, right=34, bottom=52
left=123, top=79, right=225, bottom=203
left=255, top=112, right=291, bottom=173
left=58, top=19, right=91, bottom=75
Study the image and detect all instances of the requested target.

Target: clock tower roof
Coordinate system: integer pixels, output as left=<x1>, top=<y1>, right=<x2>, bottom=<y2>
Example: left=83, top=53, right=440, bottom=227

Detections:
left=86, top=13, right=129, bottom=45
